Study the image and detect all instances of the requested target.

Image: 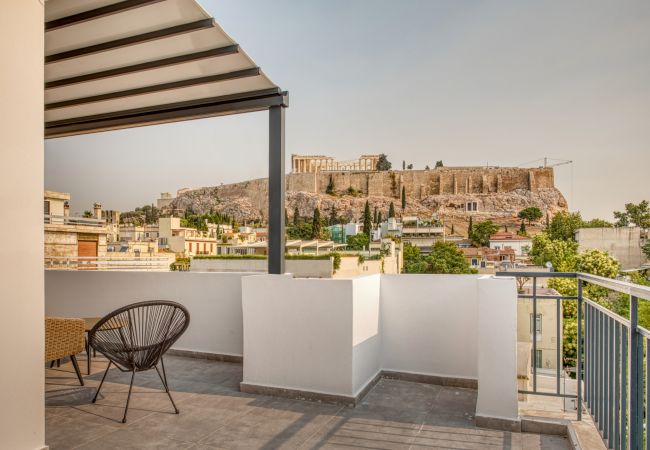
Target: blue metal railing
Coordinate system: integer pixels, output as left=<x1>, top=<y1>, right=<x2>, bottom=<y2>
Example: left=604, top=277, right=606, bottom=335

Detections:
left=496, top=271, right=650, bottom=450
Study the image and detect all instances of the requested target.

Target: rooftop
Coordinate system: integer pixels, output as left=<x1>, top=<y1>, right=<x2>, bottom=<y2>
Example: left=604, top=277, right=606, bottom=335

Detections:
left=46, top=354, right=571, bottom=450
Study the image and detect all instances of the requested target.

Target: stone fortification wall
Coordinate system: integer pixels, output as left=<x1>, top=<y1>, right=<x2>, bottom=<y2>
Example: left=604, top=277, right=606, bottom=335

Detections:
left=170, top=167, right=566, bottom=227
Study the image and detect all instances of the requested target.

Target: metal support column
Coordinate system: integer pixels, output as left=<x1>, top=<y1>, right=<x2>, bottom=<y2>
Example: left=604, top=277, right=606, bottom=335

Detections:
left=630, top=295, right=642, bottom=449
left=268, top=105, right=286, bottom=274
left=577, top=279, right=583, bottom=420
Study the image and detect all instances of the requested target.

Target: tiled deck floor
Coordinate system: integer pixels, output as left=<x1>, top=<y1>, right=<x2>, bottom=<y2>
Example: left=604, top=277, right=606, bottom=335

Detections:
left=46, top=355, right=571, bottom=450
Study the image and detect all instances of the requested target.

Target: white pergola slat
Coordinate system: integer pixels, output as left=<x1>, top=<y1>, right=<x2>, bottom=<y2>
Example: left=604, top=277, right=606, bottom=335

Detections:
left=44, top=0, right=288, bottom=274
left=44, top=0, right=286, bottom=138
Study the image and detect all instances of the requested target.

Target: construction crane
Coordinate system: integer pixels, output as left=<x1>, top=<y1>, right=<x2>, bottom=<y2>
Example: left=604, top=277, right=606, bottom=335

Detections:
left=516, top=157, right=572, bottom=168
left=517, top=157, right=574, bottom=208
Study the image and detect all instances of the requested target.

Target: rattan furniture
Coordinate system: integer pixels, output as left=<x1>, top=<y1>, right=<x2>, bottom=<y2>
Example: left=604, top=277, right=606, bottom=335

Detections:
left=89, top=300, right=190, bottom=423
left=45, top=317, right=85, bottom=386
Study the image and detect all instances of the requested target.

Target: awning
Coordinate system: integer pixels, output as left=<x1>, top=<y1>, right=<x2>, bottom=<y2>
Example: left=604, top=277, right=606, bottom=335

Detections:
left=45, top=0, right=288, bottom=138
left=44, top=0, right=288, bottom=274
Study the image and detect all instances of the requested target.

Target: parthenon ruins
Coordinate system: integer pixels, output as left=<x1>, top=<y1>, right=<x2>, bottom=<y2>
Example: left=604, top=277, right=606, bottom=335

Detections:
left=291, top=154, right=380, bottom=173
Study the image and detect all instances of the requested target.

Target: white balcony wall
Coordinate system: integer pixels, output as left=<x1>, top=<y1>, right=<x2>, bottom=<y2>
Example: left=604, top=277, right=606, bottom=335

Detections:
left=380, top=275, right=479, bottom=380
left=242, top=275, right=355, bottom=396
left=352, top=275, right=382, bottom=395
left=45, top=271, right=252, bottom=358
left=0, top=1, right=45, bottom=449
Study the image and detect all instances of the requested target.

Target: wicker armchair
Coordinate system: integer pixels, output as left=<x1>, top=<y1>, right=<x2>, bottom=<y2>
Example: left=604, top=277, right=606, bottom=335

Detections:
left=89, top=301, right=190, bottom=423
left=45, top=317, right=85, bottom=385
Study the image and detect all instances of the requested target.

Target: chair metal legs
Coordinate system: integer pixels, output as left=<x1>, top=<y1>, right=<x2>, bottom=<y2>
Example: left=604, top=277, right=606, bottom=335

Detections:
left=92, top=360, right=112, bottom=403
left=70, top=355, right=84, bottom=386
left=122, top=370, right=136, bottom=423
left=155, top=356, right=179, bottom=414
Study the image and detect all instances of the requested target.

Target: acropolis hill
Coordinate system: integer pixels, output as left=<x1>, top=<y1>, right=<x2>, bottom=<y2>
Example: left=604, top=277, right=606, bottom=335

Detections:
left=169, top=161, right=568, bottom=235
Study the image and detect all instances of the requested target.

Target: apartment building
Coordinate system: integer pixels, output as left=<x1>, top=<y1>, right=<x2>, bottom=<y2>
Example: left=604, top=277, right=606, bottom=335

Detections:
left=158, top=217, right=217, bottom=256
left=517, top=287, right=563, bottom=371
left=489, top=231, right=533, bottom=257
left=44, top=191, right=108, bottom=263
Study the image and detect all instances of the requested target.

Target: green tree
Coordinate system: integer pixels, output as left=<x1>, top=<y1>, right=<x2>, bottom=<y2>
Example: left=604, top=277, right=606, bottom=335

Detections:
left=388, top=202, right=396, bottom=218
left=518, top=220, right=526, bottom=236
left=83, top=210, right=93, bottom=218
left=425, top=165, right=430, bottom=170
left=287, top=222, right=313, bottom=240
left=469, top=220, right=499, bottom=247
left=468, top=216, right=473, bottom=238
left=293, top=206, right=300, bottom=226
left=402, top=160, right=406, bottom=170
left=643, top=241, right=650, bottom=260
left=582, top=218, right=614, bottom=228
left=311, top=207, right=322, bottom=239
left=450, top=223, right=455, bottom=235
left=518, top=207, right=543, bottom=225
left=406, top=163, right=413, bottom=170
left=401, top=186, right=406, bottom=209
left=548, top=211, right=583, bottom=241
left=363, top=201, right=372, bottom=238
left=377, top=211, right=383, bottom=224
left=529, top=232, right=578, bottom=271
left=373, top=206, right=378, bottom=224
left=329, top=207, right=337, bottom=226
left=376, top=154, right=392, bottom=171
left=347, top=233, right=369, bottom=250
left=614, top=201, right=650, bottom=228
left=403, top=242, right=475, bottom=274
left=325, top=176, right=335, bottom=195
left=435, top=160, right=444, bottom=168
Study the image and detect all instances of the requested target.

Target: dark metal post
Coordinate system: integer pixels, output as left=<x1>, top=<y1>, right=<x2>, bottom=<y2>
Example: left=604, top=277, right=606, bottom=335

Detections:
left=630, top=295, right=641, bottom=449
left=268, top=105, right=285, bottom=274
left=577, top=279, right=583, bottom=420
left=532, top=277, right=538, bottom=392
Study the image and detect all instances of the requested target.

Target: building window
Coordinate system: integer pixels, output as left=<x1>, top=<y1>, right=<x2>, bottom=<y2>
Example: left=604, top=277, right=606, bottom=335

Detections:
left=531, top=349, right=543, bottom=369
left=44, top=200, right=50, bottom=215
left=466, top=201, right=478, bottom=212
left=471, top=258, right=478, bottom=266
left=530, top=313, right=542, bottom=334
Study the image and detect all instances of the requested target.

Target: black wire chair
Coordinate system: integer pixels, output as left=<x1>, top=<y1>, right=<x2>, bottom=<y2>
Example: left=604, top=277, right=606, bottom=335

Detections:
left=88, top=300, right=190, bottom=423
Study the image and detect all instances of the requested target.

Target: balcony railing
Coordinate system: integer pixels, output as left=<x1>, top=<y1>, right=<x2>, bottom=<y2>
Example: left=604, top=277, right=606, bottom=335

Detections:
left=44, top=214, right=105, bottom=227
left=497, top=271, right=650, bottom=450
left=45, top=256, right=170, bottom=271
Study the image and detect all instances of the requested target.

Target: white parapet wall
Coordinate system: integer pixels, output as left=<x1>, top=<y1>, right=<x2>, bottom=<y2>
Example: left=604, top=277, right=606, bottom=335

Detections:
left=191, top=257, right=334, bottom=278
left=241, top=273, right=519, bottom=422
left=45, top=271, right=519, bottom=423
left=45, top=271, right=252, bottom=358
left=380, top=274, right=479, bottom=380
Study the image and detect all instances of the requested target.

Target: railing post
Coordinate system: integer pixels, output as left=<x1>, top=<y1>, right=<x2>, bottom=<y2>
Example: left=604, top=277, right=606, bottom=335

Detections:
left=577, top=279, right=583, bottom=420
left=629, top=295, right=642, bottom=450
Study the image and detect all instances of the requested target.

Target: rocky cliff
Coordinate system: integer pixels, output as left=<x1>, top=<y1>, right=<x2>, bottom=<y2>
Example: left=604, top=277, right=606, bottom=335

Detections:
left=169, top=167, right=568, bottom=234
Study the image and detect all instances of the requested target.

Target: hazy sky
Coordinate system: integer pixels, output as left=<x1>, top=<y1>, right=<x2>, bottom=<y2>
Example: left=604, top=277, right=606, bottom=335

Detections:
left=46, top=0, right=650, bottom=220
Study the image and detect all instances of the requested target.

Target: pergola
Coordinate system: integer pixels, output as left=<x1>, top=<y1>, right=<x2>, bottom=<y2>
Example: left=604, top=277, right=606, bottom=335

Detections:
left=44, top=0, right=287, bottom=273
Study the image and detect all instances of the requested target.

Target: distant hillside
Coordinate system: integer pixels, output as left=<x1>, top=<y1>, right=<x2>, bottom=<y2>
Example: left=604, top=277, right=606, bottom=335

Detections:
left=168, top=167, right=568, bottom=235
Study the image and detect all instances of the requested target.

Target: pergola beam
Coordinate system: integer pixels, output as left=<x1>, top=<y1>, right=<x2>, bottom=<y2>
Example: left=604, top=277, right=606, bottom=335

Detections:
left=46, top=67, right=261, bottom=110
left=46, top=45, right=239, bottom=89
left=45, top=89, right=288, bottom=138
left=45, top=0, right=164, bottom=31
left=45, top=18, right=215, bottom=64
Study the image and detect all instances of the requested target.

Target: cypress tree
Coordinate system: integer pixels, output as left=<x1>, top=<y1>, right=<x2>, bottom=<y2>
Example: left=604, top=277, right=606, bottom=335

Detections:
left=329, top=207, right=337, bottom=225
left=311, top=207, right=322, bottom=239
left=519, top=220, right=526, bottom=235
left=401, top=186, right=406, bottom=209
left=468, top=216, right=473, bottom=239
left=377, top=212, right=383, bottom=224
left=450, top=223, right=455, bottom=235
left=373, top=206, right=378, bottom=224
left=389, top=202, right=396, bottom=218
left=363, top=201, right=372, bottom=238
left=545, top=212, right=550, bottom=230
left=326, top=175, right=335, bottom=195
left=293, top=206, right=300, bottom=225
